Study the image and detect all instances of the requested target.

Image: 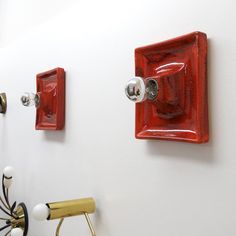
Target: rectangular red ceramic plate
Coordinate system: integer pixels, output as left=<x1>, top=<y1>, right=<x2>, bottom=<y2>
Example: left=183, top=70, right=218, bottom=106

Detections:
left=135, top=32, right=208, bottom=143
left=36, top=68, right=65, bottom=130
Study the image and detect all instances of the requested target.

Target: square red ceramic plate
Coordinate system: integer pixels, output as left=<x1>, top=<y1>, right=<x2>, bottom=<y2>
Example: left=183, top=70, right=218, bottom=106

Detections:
left=36, top=68, right=65, bottom=130
left=135, top=32, right=208, bottom=143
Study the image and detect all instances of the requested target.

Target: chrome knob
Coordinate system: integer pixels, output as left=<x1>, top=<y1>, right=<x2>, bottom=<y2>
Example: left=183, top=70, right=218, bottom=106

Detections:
left=125, top=77, right=146, bottom=102
left=125, top=77, right=158, bottom=103
left=21, top=92, right=40, bottom=107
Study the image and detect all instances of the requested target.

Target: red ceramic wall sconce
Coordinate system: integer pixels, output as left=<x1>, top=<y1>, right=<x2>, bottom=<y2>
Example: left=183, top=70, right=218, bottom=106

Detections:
left=125, top=32, right=208, bottom=143
left=21, top=68, right=65, bottom=130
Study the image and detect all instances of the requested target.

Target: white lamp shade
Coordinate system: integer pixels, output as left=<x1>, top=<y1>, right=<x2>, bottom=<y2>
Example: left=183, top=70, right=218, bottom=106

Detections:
left=11, top=228, right=23, bottom=236
left=3, top=166, right=14, bottom=178
left=32, top=203, right=49, bottom=221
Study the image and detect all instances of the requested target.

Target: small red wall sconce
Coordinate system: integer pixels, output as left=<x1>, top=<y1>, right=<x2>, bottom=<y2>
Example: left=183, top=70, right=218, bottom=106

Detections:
left=21, top=68, right=65, bottom=130
left=125, top=31, right=208, bottom=143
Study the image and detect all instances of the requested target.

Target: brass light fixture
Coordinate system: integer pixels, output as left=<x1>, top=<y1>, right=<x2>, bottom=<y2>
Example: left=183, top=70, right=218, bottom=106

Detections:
left=33, top=198, right=96, bottom=236
left=0, top=93, right=7, bottom=114
left=0, top=167, right=28, bottom=236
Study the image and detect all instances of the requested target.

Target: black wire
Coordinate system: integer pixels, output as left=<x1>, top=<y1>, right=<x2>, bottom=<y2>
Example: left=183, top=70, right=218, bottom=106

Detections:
left=0, top=224, right=11, bottom=232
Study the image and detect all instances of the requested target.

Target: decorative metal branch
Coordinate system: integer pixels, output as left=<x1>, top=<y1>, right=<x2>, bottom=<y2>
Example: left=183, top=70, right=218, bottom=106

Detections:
left=0, top=167, right=28, bottom=236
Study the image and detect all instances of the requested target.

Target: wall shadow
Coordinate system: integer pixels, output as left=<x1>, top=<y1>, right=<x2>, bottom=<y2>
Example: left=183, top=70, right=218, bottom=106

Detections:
left=94, top=206, right=112, bottom=236
left=146, top=140, right=214, bottom=164
left=43, top=129, right=66, bottom=143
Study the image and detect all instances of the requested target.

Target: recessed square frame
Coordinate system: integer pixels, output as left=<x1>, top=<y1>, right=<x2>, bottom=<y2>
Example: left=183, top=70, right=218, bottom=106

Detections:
left=135, top=32, right=208, bottom=143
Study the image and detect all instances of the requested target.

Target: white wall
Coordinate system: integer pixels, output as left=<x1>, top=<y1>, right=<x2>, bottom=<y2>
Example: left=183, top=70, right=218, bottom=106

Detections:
left=0, top=0, right=236, bottom=235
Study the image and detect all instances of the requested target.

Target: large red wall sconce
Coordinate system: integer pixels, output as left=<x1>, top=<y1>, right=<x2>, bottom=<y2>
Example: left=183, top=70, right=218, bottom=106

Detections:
left=21, top=68, right=65, bottom=130
left=125, top=32, right=209, bottom=143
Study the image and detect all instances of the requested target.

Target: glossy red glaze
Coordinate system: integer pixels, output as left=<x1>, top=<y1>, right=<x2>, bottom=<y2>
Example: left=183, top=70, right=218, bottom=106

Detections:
left=135, top=32, right=208, bottom=143
left=36, top=68, right=65, bottom=130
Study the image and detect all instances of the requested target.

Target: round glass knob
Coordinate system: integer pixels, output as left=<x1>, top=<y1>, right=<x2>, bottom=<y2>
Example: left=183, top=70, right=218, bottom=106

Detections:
left=21, top=93, right=40, bottom=107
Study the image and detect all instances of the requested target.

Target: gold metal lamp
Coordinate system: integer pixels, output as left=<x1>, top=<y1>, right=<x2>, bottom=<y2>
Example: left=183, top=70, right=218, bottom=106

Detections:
left=0, top=166, right=28, bottom=236
left=33, top=198, right=96, bottom=236
left=0, top=93, right=7, bottom=114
